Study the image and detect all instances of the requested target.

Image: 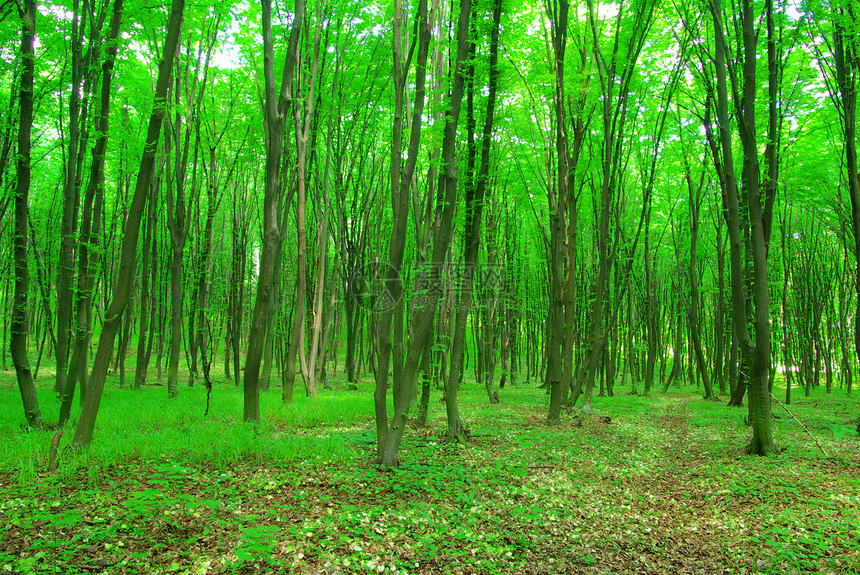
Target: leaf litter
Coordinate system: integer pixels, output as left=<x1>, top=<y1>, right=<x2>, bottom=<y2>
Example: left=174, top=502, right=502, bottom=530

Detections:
left=1, top=391, right=858, bottom=574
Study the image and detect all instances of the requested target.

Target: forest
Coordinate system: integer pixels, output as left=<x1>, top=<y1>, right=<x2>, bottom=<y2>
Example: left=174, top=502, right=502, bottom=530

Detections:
left=1, top=0, right=860, bottom=572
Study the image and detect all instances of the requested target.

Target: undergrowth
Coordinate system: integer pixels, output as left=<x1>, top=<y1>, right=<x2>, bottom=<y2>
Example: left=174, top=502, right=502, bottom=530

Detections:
left=1, top=364, right=858, bottom=574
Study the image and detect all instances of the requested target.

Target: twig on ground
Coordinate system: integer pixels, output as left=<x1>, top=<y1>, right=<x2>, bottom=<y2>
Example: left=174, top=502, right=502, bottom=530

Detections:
left=202, top=317, right=213, bottom=417
left=48, top=429, right=63, bottom=471
left=770, top=393, right=829, bottom=458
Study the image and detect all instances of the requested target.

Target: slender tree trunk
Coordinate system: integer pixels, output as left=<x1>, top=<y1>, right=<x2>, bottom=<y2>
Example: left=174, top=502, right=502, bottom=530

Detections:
left=72, top=0, right=184, bottom=449
left=740, top=0, right=775, bottom=454
left=577, top=0, right=656, bottom=413
left=830, top=2, right=860, bottom=367
left=447, top=0, right=501, bottom=434
left=546, top=0, right=569, bottom=424
left=707, top=0, right=754, bottom=410
left=59, top=0, right=121, bottom=418
left=344, top=293, right=359, bottom=384
left=259, top=244, right=281, bottom=393
left=134, top=176, right=157, bottom=389
left=28, top=224, right=58, bottom=371
left=643, top=218, right=657, bottom=396
left=416, top=321, right=434, bottom=426
left=190, top=141, right=222, bottom=386
left=377, top=0, right=471, bottom=467
left=227, top=191, right=248, bottom=384
left=683, top=159, right=716, bottom=399
left=663, top=298, right=684, bottom=392
left=11, top=0, right=42, bottom=428
left=482, top=199, right=502, bottom=401
left=715, top=0, right=777, bottom=453
left=779, top=212, right=795, bottom=404
left=247, top=0, right=304, bottom=422
left=293, top=11, right=323, bottom=398
left=373, top=0, right=431, bottom=462
left=55, top=0, right=89, bottom=397
left=166, top=29, right=215, bottom=396
left=384, top=0, right=470, bottom=463
left=714, top=217, right=727, bottom=394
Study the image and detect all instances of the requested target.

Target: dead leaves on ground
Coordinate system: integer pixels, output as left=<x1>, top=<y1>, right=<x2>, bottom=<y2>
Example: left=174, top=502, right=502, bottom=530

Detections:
left=2, top=393, right=859, bottom=574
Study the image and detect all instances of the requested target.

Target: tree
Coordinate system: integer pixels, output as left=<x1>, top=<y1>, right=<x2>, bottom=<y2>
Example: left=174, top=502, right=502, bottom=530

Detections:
left=54, top=0, right=89, bottom=397
left=825, top=0, right=860, bottom=365
left=188, top=82, right=249, bottom=388
left=545, top=0, right=570, bottom=424
left=73, top=0, right=185, bottom=449
left=373, top=0, right=432, bottom=464
left=244, top=0, right=304, bottom=423
left=446, top=0, right=502, bottom=435
left=59, top=0, right=124, bottom=426
left=165, top=15, right=220, bottom=398
left=571, top=0, right=658, bottom=413
left=679, top=129, right=717, bottom=400
left=291, top=1, right=324, bottom=399
left=704, top=0, right=776, bottom=454
left=10, top=0, right=42, bottom=429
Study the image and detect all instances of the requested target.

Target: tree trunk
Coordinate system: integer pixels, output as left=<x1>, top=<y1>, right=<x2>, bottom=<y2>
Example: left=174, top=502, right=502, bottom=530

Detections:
left=59, top=0, right=120, bottom=418
left=293, top=12, right=324, bottom=398
left=679, top=126, right=717, bottom=399
left=73, top=0, right=184, bottom=449
left=831, top=2, right=860, bottom=367
left=246, top=0, right=304, bottom=422
left=482, top=198, right=503, bottom=402
left=447, top=0, right=501, bottom=434
left=577, top=0, right=656, bottom=413
left=377, top=0, right=471, bottom=467
left=741, top=0, right=775, bottom=455
left=373, top=0, right=432, bottom=462
left=134, top=176, right=158, bottom=389
left=714, top=217, right=727, bottom=394
left=55, top=0, right=90, bottom=397
left=189, top=138, right=224, bottom=387
left=707, top=0, right=754, bottom=411
left=11, top=0, right=42, bottom=429
left=546, top=0, right=569, bottom=424
left=664, top=302, right=684, bottom=392
left=166, top=28, right=216, bottom=397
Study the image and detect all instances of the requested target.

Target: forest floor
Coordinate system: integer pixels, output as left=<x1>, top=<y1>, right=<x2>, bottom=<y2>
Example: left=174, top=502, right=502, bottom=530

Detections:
left=0, top=367, right=859, bottom=575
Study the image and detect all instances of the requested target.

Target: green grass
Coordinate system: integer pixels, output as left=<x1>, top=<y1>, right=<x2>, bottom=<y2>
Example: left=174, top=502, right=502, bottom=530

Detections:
left=1, top=360, right=859, bottom=574
left=0, top=365, right=376, bottom=484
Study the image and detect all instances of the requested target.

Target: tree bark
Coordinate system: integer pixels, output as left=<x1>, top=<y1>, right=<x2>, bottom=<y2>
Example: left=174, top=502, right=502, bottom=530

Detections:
left=739, top=0, right=775, bottom=455
left=134, top=175, right=159, bottom=389
left=546, top=0, right=569, bottom=424
left=447, top=0, right=501, bottom=436
left=373, top=0, right=432, bottom=462
left=831, top=1, right=860, bottom=367
left=682, top=147, right=716, bottom=399
left=706, top=0, right=753, bottom=410
left=377, top=0, right=472, bottom=467
left=55, top=0, right=89, bottom=397
left=11, top=0, right=42, bottom=429
left=73, top=0, right=184, bottom=449
left=246, top=0, right=304, bottom=422
left=59, top=0, right=122, bottom=425
left=297, top=14, right=324, bottom=397
left=576, top=0, right=656, bottom=413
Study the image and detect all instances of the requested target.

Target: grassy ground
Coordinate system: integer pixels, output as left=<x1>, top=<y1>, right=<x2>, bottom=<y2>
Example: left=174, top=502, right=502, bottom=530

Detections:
left=1, top=363, right=859, bottom=574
